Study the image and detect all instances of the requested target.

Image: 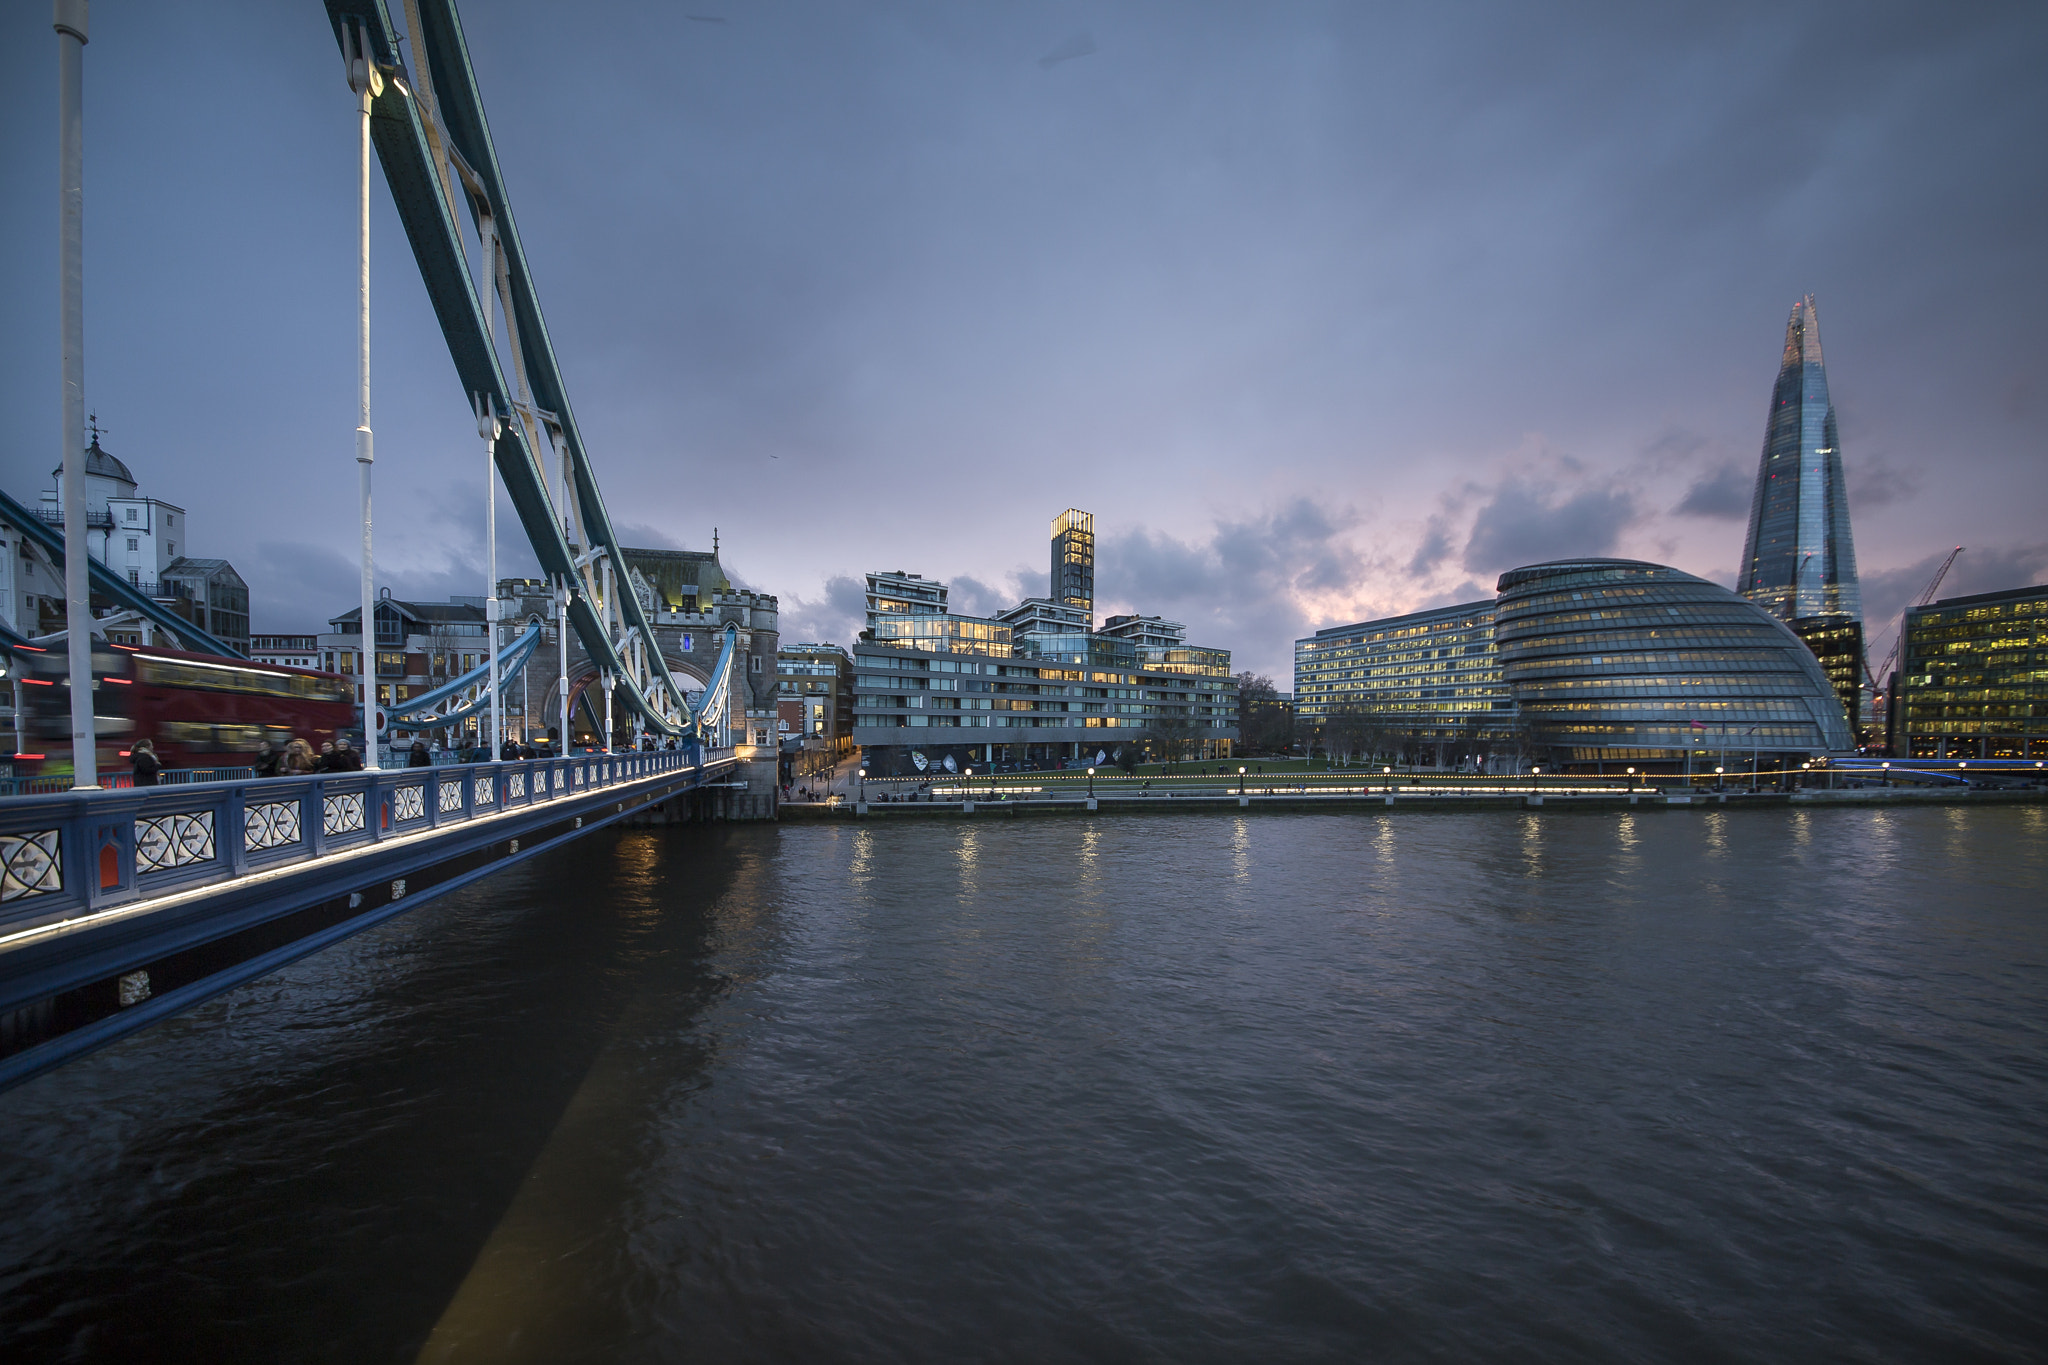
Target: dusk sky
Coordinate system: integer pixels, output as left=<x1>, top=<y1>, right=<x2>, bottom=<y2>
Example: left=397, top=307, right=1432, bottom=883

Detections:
left=2, top=0, right=2043, bottom=681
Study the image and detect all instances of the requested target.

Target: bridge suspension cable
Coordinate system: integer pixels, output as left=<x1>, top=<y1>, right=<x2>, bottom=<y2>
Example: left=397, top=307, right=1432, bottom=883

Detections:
left=322, top=0, right=713, bottom=743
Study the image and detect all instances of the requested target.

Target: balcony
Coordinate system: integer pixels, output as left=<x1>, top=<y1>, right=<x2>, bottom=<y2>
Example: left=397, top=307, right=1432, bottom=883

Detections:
left=34, top=507, right=115, bottom=530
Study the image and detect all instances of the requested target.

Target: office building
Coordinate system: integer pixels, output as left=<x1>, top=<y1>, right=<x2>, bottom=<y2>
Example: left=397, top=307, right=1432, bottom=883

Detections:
left=1790, top=615, right=1866, bottom=740
left=1295, top=601, right=1507, bottom=726
left=1738, top=296, right=1864, bottom=627
left=1495, top=559, right=1853, bottom=768
left=1892, top=582, right=2048, bottom=760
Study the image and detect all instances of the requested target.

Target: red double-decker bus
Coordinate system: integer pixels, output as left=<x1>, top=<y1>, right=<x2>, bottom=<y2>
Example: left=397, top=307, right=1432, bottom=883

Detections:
left=9, top=640, right=357, bottom=776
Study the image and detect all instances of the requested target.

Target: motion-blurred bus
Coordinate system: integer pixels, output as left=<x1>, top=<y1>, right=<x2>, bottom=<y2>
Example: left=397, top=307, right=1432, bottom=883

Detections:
left=7, top=640, right=356, bottom=776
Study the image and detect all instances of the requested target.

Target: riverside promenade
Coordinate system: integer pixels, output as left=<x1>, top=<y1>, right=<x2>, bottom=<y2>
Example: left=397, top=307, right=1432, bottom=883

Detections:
left=783, top=769, right=2048, bottom=820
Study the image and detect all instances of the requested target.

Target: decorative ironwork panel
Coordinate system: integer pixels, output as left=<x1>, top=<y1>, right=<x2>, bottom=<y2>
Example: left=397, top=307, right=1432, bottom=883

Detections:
left=473, top=776, right=495, bottom=806
left=393, top=785, right=425, bottom=822
left=136, top=811, right=215, bottom=874
left=552, top=770, right=565, bottom=791
left=508, top=772, right=526, bottom=798
left=0, top=830, right=62, bottom=901
left=322, top=792, right=365, bottom=836
left=574, top=766, right=586, bottom=786
left=439, top=780, right=464, bottom=814
left=244, top=800, right=301, bottom=852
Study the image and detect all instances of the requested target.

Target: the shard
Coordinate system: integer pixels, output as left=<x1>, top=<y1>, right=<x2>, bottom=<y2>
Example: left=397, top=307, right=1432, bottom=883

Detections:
left=1738, top=295, right=1863, bottom=624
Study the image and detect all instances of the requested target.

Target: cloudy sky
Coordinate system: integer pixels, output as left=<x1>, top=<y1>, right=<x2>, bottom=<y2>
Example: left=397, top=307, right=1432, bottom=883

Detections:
left=2, top=0, right=2043, bottom=681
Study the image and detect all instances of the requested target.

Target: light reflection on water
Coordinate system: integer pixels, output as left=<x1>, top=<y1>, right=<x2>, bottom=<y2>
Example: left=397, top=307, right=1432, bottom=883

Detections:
left=0, top=808, right=2044, bottom=1364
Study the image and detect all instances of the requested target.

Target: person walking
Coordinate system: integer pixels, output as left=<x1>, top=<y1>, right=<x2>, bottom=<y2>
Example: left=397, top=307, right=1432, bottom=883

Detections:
left=500, top=735, right=520, bottom=762
left=332, top=738, right=363, bottom=772
left=315, top=740, right=338, bottom=772
left=130, top=738, right=161, bottom=788
left=283, top=738, right=317, bottom=775
left=252, top=739, right=284, bottom=778
left=407, top=740, right=432, bottom=768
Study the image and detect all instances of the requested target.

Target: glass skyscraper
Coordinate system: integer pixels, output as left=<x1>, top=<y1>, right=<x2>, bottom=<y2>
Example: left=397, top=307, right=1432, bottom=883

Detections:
left=1739, top=296, right=1863, bottom=626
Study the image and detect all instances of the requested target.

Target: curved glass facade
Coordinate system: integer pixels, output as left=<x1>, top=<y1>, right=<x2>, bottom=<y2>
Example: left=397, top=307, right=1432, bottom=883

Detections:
left=1495, top=559, right=1854, bottom=762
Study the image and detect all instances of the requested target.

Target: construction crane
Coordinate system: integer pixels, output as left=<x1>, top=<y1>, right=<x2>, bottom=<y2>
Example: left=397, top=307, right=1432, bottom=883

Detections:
left=1866, top=546, right=1964, bottom=694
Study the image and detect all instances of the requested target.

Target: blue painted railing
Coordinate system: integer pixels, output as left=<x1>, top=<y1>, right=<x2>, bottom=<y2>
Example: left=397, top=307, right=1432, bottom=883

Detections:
left=0, top=768, right=257, bottom=799
left=0, top=748, right=733, bottom=936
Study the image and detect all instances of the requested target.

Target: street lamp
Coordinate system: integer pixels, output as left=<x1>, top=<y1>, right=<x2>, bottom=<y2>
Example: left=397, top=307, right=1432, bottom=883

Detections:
left=965, top=766, right=973, bottom=801
left=1238, top=764, right=1245, bottom=795
left=1625, top=765, right=1635, bottom=790
left=858, top=766, right=866, bottom=801
left=1715, top=765, right=1724, bottom=791
left=1087, top=765, right=1095, bottom=799
left=1882, top=760, right=1891, bottom=788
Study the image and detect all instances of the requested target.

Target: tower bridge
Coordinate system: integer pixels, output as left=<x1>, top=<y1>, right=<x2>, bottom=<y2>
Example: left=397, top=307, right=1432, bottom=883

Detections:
left=1, top=0, right=786, bottom=1091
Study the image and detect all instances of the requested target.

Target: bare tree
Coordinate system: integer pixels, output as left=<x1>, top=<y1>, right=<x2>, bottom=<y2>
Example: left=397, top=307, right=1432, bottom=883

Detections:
left=1234, top=671, right=1293, bottom=754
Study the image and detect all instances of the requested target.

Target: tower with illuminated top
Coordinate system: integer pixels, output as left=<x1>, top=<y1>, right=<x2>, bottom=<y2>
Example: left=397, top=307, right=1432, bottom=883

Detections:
left=1738, top=295, right=1866, bottom=737
left=1050, top=508, right=1095, bottom=627
left=1739, top=295, right=1863, bottom=623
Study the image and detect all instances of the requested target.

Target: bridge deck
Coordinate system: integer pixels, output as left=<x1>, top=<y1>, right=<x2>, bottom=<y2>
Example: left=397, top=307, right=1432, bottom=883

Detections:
left=0, top=750, right=731, bottom=1091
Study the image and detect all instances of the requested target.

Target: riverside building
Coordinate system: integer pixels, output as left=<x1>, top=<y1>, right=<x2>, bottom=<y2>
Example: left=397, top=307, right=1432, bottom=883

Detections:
left=852, top=509, right=1238, bottom=774
left=1293, top=601, right=1511, bottom=757
left=1737, top=296, right=1868, bottom=732
left=1292, top=559, right=1859, bottom=773
left=1495, top=559, right=1853, bottom=768
left=1891, top=582, right=2048, bottom=760
left=778, top=642, right=855, bottom=757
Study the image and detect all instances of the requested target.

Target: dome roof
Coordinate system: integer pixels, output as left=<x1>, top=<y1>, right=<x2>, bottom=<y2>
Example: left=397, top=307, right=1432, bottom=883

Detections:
left=1492, top=558, right=1853, bottom=757
left=52, top=438, right=137, bottom=490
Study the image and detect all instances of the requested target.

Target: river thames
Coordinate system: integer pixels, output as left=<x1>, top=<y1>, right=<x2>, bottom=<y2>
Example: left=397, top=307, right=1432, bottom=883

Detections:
left=2, top=806, right=2044, bottom=1362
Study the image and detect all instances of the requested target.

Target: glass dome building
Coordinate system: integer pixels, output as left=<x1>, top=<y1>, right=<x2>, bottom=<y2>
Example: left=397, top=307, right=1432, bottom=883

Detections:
left=1494, top=559, right=1853, bottom=768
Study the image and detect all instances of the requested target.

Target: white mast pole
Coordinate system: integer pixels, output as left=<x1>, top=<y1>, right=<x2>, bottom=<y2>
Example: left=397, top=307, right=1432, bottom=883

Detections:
left=347, top=22, right=382, bottom=770
left=55, top=0, right=95, bottom=789
left=477, top=393, right=502, bottom=758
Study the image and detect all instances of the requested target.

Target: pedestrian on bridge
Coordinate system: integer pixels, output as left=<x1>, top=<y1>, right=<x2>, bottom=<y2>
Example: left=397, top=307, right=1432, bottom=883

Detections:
left=283, top=739, right=317, bottom=775
left=331, top=739, right=363, bottom=773
left=130, top=739, right=161, bottom=788
left=407, top=741, right=432, bottom=769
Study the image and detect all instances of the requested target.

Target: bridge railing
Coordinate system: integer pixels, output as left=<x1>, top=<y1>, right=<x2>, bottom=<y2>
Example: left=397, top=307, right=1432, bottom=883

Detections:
left=0, top=749, right=733, bottom=938
left=0, top=768, right=258, bottom=799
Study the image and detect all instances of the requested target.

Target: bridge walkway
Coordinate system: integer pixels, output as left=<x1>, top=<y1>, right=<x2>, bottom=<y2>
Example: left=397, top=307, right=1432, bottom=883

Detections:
left=0, top=749, right=733, bottom=1092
